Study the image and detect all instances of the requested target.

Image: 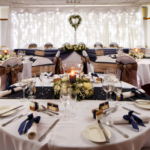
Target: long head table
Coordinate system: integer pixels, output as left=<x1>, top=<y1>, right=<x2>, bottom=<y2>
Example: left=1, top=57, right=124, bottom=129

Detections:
left=14, top=48, right=129, bottom=62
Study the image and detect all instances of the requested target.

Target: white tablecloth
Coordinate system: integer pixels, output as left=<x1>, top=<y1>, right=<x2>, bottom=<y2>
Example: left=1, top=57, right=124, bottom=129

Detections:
left=1, top=80, right=150, bottom=150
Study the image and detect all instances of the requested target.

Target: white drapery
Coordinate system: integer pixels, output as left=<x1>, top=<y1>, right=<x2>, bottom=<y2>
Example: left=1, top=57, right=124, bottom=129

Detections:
left=7, top=6, right=145, bottom=49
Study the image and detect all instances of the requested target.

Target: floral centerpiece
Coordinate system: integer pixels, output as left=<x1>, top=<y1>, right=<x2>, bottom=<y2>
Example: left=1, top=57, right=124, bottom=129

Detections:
left=129, top=52, right=145, bottom=59
left=0, top=53, right=10, bottom=61
left=61, top=44, right=88, bottom=52
left=53, top=76, right=94, bottom=101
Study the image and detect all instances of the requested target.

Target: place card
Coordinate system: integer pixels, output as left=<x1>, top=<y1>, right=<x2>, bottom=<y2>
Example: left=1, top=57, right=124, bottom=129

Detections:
left=47, top=102, right=59, bottom=112
left=30, top=101, right=39, bottom=111
left=92, top=108, right=103, bottom=120
left=117, top=93, right=125, bottom=101
left=99, top=101, right=109, bottom=110
left=53, top=78, right=61, bottom=83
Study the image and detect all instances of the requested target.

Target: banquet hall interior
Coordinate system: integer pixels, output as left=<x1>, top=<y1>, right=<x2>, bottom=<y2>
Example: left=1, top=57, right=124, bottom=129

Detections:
left=1, top=0, right=150, bottom=150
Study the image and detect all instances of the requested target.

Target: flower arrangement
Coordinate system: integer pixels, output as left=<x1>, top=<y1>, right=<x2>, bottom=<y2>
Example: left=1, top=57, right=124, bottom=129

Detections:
left=61, top=44, right=88, bottom=52
left=68, top=15, right=82, bottom=31
left=129, top=52, right=145, bottom=59
left=0, top=54, right=10, bottom=61
left=53, top=77, right=94, bottom=101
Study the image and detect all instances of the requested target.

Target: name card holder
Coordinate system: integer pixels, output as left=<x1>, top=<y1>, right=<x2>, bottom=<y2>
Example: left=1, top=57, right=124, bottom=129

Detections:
left=47, top=102, right=59, bottom=112
left=99, top=101, right=109, bottom=111
left=92, top=108, right=103, bottom=120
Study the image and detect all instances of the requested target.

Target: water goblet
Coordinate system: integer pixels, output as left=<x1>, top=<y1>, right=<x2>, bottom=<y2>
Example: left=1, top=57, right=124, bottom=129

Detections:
left=108, top=79, right=114, bottom=101
left=114, top=80, right=122, bottom=104
left=102, top=79, right=109, bottom=101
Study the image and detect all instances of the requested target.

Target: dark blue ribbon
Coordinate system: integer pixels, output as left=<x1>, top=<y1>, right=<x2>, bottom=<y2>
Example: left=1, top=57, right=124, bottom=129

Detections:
left=45, top=73, right=54, bottom=77
left=5, top=85, right=16, bottom=94
left=91, top=73, right=102, bottom=83
left=32, top=101, right=38, bottom=110
left=131, top=88, right=146, bottom=99
left=29, top=57, right=35, bottom=62
left=123, top=111, right=145, bottom=131
left=18, top=113, right=41, bottom=135
left=48, top=103, right=58, bottom=108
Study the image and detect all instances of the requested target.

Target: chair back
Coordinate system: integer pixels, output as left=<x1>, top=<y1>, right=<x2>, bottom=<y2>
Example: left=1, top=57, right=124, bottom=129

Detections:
left=109, top=42, right=118, bottom=48
left=34, top=50, right=45, bottom=56
left=0, top=58, right=22, bottom=91
left=44, top=43, right=53, bottom=49
left=95, top=49, right=104, bottom=59
left=94, top=42, right=103, bottom=48
left=28, top=43, right=37, bottom=49
left=116, top=55, right=137, bottom=87
left=62, top=42, right=70, bottom=46
left=78, top=42, right=86, bottom=46
left=32, top=58, right=54, bottom=75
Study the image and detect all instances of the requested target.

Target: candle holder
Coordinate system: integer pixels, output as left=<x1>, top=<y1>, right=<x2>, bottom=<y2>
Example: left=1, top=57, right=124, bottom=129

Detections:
left=70, top=70, right=76, bottom=84
left=134, top=48, right=139, bottom=53
left=3, top=49, right=8, bottom=55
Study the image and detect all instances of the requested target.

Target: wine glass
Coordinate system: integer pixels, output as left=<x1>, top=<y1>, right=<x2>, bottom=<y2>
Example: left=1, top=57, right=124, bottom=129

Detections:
left=102, top=79, right=109, bottom=101
left=60, top=84, right=70, bottom=121
left=40, top=66, right=45, bottom=95
left=28, top=73, right=37, bottom=99
left=69, top=89, right=77, bottom=118
left=114, top=80, right=122, bottom=104
left=18, top=77, right=28, bottom=102
left=108, top=79, right=114, bottom=101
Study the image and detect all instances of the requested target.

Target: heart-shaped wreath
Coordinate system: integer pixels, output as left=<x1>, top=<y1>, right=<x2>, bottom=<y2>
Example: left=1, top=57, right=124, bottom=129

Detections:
left=68, top=15, right=82, bottom=31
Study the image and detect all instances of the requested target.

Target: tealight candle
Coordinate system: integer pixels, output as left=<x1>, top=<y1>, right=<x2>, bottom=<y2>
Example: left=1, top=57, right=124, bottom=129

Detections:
left=134, top=48, right=139, bottom=53
left=3, top=50, right=8, bottom=55
left=70, top=70, right=76, bottom=84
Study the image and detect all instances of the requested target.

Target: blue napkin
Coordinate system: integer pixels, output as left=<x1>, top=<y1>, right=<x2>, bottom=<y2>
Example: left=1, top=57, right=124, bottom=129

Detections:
left=29, top=57, right=35, bottom=62
left=45, top=73, right=54, bottom=77
left=91, top=73, right=99, bottom=78
left=5, top=85, right=16, bottom=94
left=123, top=111, right=145, bottom=131
left=131, top=88, right=146, bottom=99
left=18, top=113, right=41, bottom=135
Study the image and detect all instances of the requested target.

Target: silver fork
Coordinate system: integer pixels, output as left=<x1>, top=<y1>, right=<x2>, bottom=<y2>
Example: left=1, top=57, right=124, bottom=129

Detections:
left=2, top=108, right=28, bottom=127
left=102, top=116, right=129, bottom=138
left=104, top=105, right=118, bottom=117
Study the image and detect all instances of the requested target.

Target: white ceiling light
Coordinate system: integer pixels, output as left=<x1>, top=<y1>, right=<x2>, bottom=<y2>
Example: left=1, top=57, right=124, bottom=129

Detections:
left=66, top=0, right=80, bottom=4
left=122, top=0, right=139, bottom=3
left=9, top=0, right=25, bottom=4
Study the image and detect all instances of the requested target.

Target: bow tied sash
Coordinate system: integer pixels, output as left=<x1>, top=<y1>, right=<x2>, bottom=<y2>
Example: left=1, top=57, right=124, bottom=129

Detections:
left=0, top=64, right=23, bottom=85
left=116, top=61, right=137, bottom=84
left=18, top=113, right=40, bottom=135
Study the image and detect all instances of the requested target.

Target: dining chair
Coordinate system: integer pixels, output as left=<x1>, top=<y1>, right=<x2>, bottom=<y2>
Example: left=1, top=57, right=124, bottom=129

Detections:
left=109, top=42, right=119, bottom=48
left=0, top=58, right=23, bottom=91
left=62, top=42, right=70, bottom=46
left=78, top=42, right=86, bottom=46
left=94, top=42, right=103, bottom=48
left=32, top=58, right=55, bottom=76
left=28, top=43, right=37, bottom=49
left=44, top=42, right=53, bottom=49
left=116, top=55, right=142, bottom=88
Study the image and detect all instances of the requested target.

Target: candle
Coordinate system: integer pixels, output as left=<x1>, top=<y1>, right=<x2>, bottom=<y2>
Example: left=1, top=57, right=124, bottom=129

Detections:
left=70, top=70, right=76, bottom=84
left=3, top=50, right=8, bottom=55
left=134, top=48, right=139, bottom=53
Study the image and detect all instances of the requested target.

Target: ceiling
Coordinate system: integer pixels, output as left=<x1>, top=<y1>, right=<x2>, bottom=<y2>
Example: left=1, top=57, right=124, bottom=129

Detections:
left=0, top=0, right=150, bottom=6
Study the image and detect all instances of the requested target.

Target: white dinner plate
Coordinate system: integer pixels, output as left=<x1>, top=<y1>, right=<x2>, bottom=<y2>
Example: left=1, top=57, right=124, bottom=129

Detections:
left=135, top=100, right=150, bottom=110
left=83, top=124, right=111, bottom=142
left=0, top=105, right=17, bottom=117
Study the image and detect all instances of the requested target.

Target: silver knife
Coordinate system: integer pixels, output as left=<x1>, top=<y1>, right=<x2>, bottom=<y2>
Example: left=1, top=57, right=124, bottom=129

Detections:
left=98, top=120, right=110, bottom=143
left=38, top=119, right=60, bottom=142
left=39, top=77, right=42, bottom=82
left=0, top=105, right=23, bottom=116
left=122, top=106, right=141, bottom=115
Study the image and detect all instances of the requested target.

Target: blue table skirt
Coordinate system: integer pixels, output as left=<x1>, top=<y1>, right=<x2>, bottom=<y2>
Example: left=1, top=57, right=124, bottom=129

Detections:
left=14, top=48, right=129, bottom=62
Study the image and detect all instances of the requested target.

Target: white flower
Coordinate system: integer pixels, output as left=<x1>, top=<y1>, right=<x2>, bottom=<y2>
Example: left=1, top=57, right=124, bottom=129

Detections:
left=85, top=90, right=89, bottom=95
left=57, top=86, right=60, bottom=91
left=83, top=82, right=92, bottom=90
left=62, top=76, right=68, bottom=82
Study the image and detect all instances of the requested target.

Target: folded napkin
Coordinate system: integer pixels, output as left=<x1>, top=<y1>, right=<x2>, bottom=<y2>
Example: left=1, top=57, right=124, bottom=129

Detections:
left=18, top=113, right=40, bottom=136
left=27, top=112, right=39, bottom=139
left=44, top=73, right=54, bottom=77
left=111, top=113, right=149, bottom=124
left=123, top=111, right=145, bottom=131
left=0, top=86, right=22, bottom=97
left=29, top=57, right=36, bottom=62
left=91, top=73, right=99, bottom=78
left=121, top=88, right=145, bottom=99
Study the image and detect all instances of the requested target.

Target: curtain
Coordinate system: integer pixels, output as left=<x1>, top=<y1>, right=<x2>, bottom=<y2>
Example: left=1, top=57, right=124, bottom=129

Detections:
left=7, top=6, right=145, bottom=49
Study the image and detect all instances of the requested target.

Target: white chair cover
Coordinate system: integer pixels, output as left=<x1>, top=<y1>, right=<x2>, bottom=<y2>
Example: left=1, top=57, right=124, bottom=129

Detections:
left=116, top=55, right=141, bottom=88
left=32, top=58, right=53, bottom=66
left=62, top=42, right=70, bottom=46
left=78, top=42, right=86, bottom=46
left=94, top=42, right=103, bottom=48
left=110, top=42, right=118, bottom=47
left=82, top=50, right=94, bottom=73
left=0, top=58, right=22, bottom=91
left=55, top=51, right=60, bottom=58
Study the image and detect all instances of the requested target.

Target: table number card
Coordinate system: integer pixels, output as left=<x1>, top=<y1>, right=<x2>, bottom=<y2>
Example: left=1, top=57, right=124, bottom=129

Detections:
left=92, top=108, right=103, bottom=120
left=47, top=102, right=59, bottom=112
left=99, top=101, right=109, bottom=110
left=30, top=101, right=39, bottom=111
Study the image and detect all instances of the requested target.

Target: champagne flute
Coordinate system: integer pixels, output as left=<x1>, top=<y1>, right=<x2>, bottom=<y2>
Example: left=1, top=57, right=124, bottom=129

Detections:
left=60, top=84, right=70, bottom=121
left=108, top=79, right=114, bottom=101
left=114, top=80, right=122, bottom=103
left=69, top=89, right=77, bottom=118
left=102, top=79, right=109, bottom=101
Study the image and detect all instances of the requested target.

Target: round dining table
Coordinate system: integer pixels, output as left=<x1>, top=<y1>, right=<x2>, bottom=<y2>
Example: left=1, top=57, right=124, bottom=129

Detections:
left=0, top=80, right=150, bottom=150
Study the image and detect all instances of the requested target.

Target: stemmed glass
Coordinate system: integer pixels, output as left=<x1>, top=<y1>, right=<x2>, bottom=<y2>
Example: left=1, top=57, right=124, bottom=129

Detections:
left=60, top=84, right=70, bottom=121
left=114, top=80, right=122, bottom=104
left=108, top=79, right=114, bottom=101
left=69, top=89, right=77, bottom=118
left=18, top=76, right=28, bottom=102
left=40, top=66, right=45, bottom=95
left=28, top=73, right=37, bottom=99
left=102, top=79, right=109, bottom=101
